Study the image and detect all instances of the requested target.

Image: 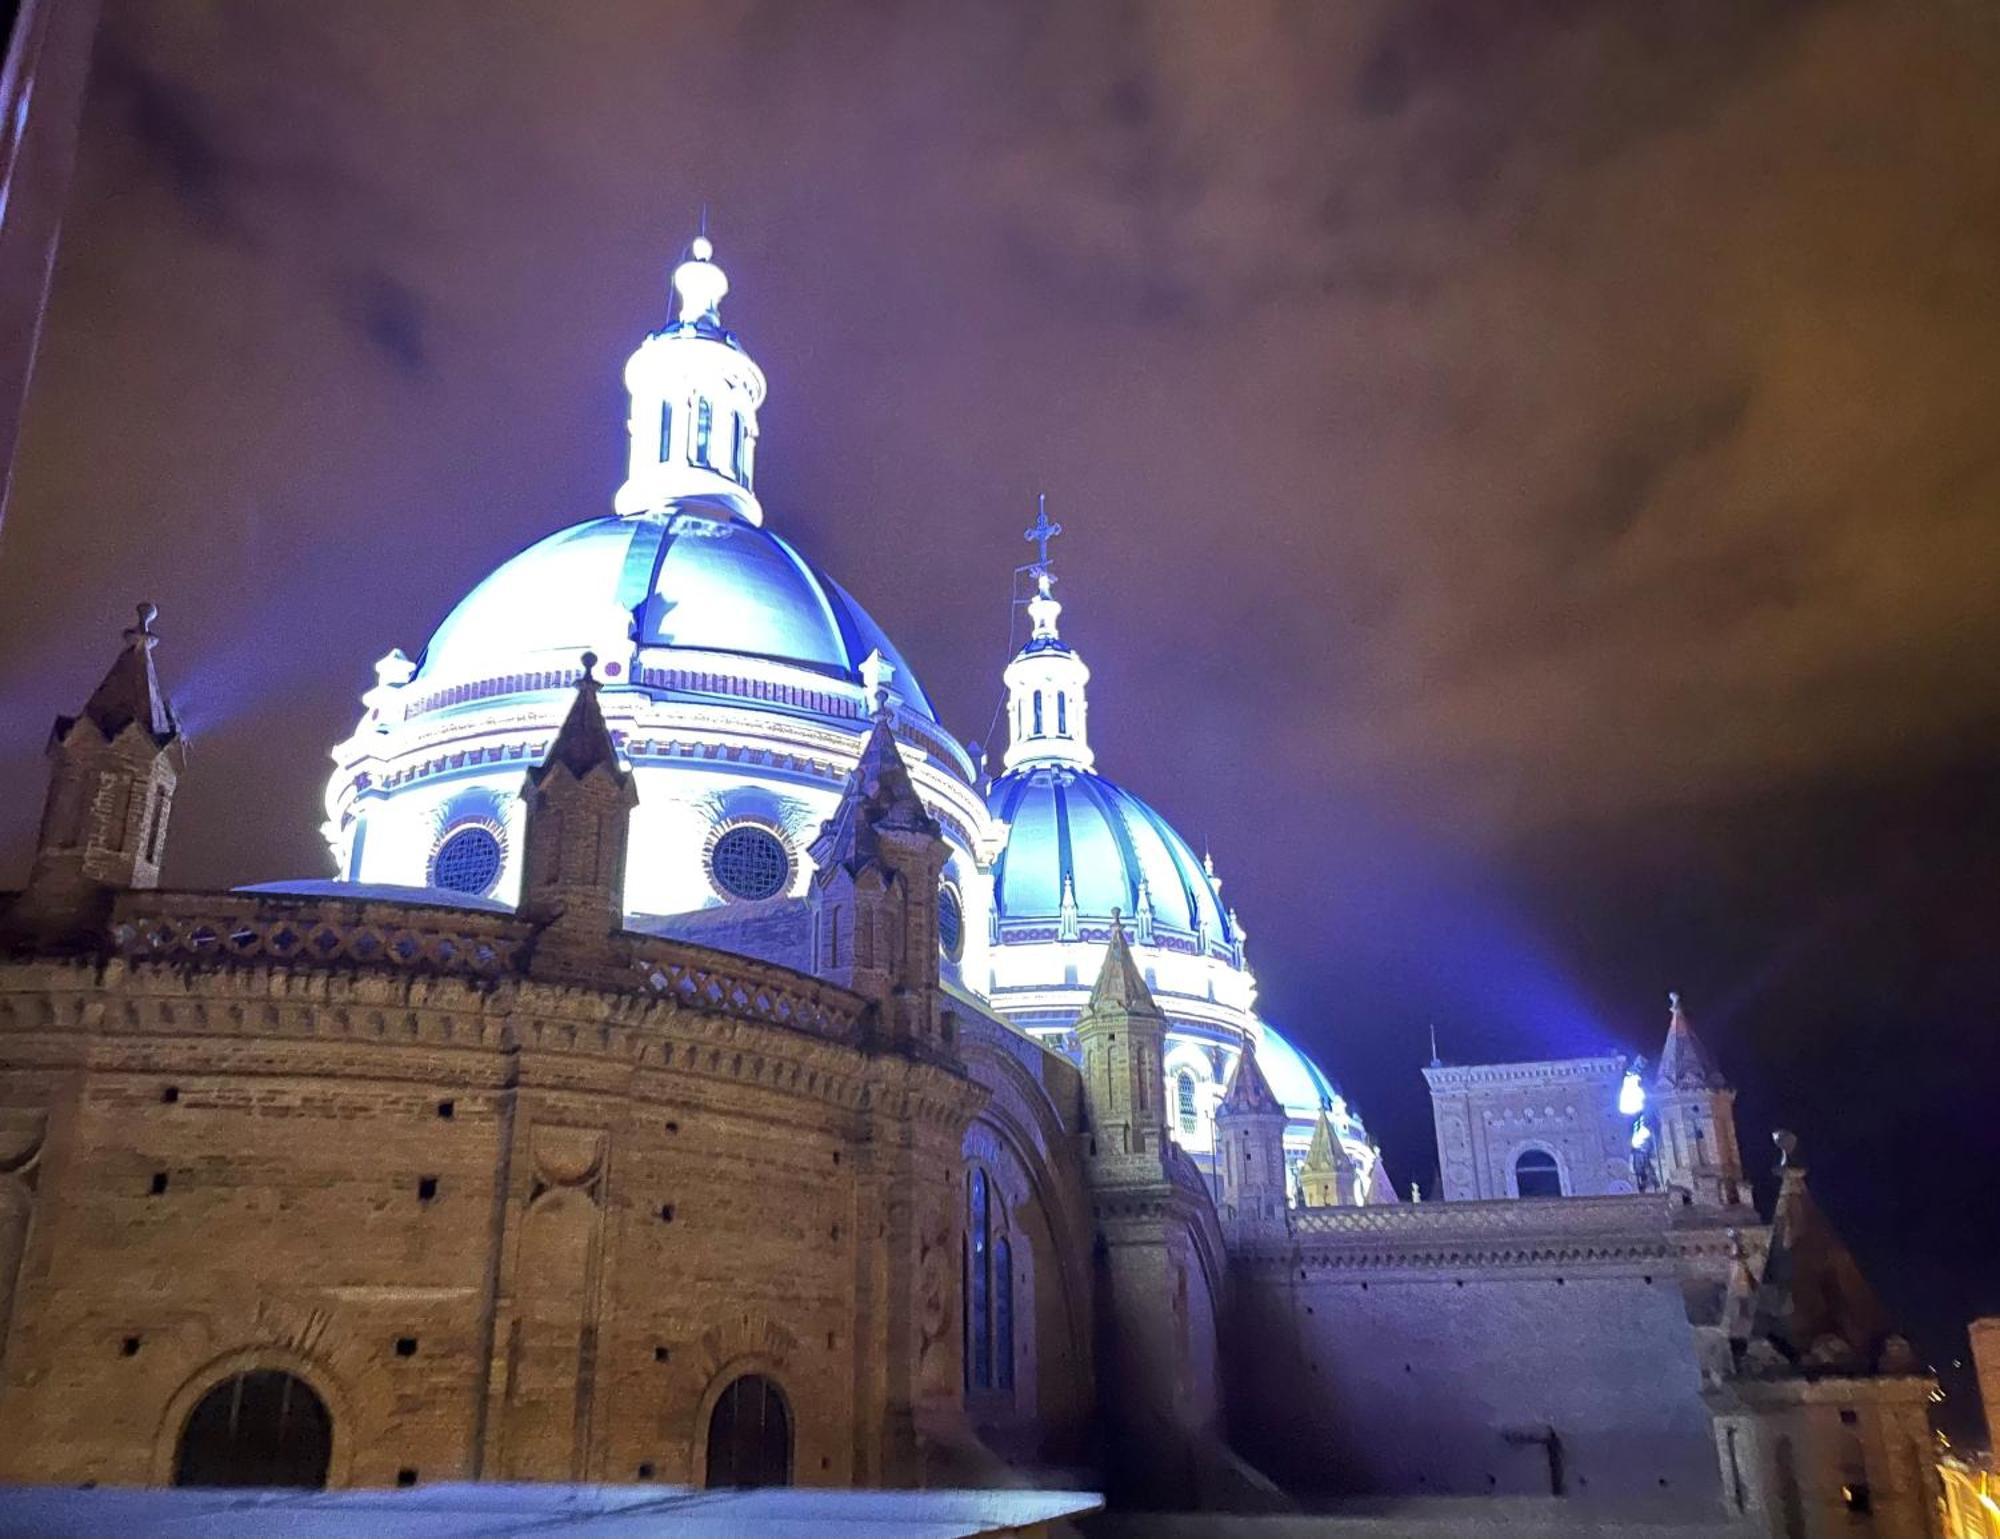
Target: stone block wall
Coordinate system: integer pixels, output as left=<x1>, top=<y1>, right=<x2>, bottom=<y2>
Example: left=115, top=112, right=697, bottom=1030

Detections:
left=0, top=942, right=978, bottom=1490
left=1226, top=1197, right=1738, bottom=1516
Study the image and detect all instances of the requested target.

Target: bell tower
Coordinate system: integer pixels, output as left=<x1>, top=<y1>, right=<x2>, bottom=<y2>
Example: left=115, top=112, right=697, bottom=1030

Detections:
left=9, top=603, right=181, bottom=941
left=1652, top=992, right=1747, bottom=1208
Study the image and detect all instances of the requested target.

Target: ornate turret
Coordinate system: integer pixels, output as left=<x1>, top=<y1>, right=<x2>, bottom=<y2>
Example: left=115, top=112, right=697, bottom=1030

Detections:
left=1215, top=1042, right=1290, bottom=1230
left=1001, top=500, right=1093, bottom=772
left=1651, top=992, right=1746, bottom=1207
left=1298, top=1105, right=1360, bottom=1208
left=517, top=654, right=638, bottom=959
left=9, top=604, right=182, bottom=941
left=614, top=235, right=768, bottom=524
left=808, top=712, right=953, bottom=1057
left=1074, top=918, right=1169, bottom=1163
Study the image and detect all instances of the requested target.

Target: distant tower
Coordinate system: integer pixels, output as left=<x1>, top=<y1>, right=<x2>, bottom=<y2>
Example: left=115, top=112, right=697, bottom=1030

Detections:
left=807, top=711, right=954, bottom=1057
left=1214, top=1043, right=1290, bottom=1230
left=8, top=604, right=181, bottom=940
left=517, top=653, right=638, bottom=964
left=1074, top=917, right=1168, bottom=1163
left=1652, top=992, right=1746, bottom=1207
left=1297, top=1105, right=1359, bottom=1209
left=614, top=235, right=768, bottom=524
left=1001, top=500, right=1092, bottom=773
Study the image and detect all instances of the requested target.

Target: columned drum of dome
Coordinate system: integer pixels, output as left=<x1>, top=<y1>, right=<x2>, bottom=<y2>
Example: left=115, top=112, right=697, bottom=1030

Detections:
left=322, top=239, right=997, bottom=962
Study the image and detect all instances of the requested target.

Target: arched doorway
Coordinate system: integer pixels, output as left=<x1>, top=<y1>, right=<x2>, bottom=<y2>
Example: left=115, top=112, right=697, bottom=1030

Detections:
left=174, top=1370, right=332, bottom=1488
left=703, top=1374, right=791, bottom=1488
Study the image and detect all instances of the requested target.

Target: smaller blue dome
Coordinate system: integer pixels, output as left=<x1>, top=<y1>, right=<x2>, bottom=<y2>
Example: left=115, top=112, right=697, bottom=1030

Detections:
left=988, top=764, right=1230, bottom=943
left=1257, top=1021, right=1343, bottom=1118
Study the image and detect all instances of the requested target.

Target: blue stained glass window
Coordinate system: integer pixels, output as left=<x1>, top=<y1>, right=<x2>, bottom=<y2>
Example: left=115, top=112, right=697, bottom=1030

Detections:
left=938, top=885, right=964, bottom=962
left=432, top=825, right=503, bottom=897
left=968, top=1170, right=991, bottom=1391
left=1056, top=692, right=1067, bottom=735
left=711, top=825, right=789, bottom=902
left=1032, top=692, right=1043, bottom=735
left=659, top=401, right=674, bottom=461
left=994, top=1236, right=1014, bottom=1391
left=1176, top=1071, right=1198, bottom=1135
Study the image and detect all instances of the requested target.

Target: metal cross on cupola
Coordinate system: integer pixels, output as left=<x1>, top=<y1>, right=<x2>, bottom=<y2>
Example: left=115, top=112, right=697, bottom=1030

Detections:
left=1025, top=495, right=1062, bottom=576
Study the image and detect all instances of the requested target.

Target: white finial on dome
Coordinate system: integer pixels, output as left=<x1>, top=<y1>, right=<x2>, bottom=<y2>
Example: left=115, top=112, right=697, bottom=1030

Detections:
left=672, top=236, right=729, bottom=324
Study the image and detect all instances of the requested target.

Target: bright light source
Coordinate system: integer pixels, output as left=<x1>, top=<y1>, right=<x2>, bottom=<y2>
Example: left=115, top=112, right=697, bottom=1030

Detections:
left=1631, top=1121, right=1652, bottom=1150
left=1619, top=1069, right=1646, bottom=1117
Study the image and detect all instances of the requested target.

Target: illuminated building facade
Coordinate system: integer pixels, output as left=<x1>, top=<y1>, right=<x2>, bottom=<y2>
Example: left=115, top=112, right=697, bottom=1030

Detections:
left=0, top=237, right=1940, bottom=1533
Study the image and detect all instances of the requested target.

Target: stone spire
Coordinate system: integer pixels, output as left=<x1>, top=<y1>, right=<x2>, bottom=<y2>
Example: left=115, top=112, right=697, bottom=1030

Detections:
left=614, top=233, right=768, bottom=524
left=1074, top=918, right=1169, bottom=1163
left=517, top=655, right=638, bottom=956
left=1656, top=990, right=1728, bottom=1089
left=74, top=602, right=178, bottom=745
left=1215, top=1040, right=1290, bottom=1231
left=9, top=604, right=182, bottom=940
left=808, top=715, right=952, bottom=1056
left=1741, top=1132, right=1912, bottom=1378
left=1298, top=1106, right=1359, bottom=1208
left=1001, top=500, right=1094, bottom=772
left=1650, top=992, right=1746, bottom=1207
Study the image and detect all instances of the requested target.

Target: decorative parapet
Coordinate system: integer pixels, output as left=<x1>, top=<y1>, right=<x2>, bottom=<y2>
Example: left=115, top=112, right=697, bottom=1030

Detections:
left=1236, top=1193, right=1752, bottom=1274
left=103, top=892, right=869, bottom=1046
left=110, top=892, right=528, bottom=978
left=625, top=933, right=865, bottom=1044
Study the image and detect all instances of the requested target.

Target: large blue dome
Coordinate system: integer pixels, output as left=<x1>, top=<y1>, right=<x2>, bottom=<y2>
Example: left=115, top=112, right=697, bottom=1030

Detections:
left=417, top=509, right=939, bottom=723
left=987, top=764, right=1232, bottom=943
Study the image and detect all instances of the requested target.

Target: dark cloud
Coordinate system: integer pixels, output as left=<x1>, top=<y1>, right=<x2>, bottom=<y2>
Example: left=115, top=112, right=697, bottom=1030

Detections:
left=1, top=0, right=1997, bottom=1431
left=339, top=267, right=429, bottom=375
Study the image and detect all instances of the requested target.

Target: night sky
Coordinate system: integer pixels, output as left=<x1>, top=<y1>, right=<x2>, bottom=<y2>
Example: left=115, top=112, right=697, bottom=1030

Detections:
left=2, top=1, right=1997, bottom=1436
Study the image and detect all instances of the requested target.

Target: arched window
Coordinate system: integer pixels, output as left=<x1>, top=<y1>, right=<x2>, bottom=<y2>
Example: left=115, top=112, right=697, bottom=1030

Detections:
left=704, top=1374, right=791, bottom=1488
left=993, top=1236, right=1014, bottom=1392
left=174, top=1371, right=332, bottom=1489
left=1514, top=1148, right=1564, bottom=1198
left=1056, top=692, right=1067, bottom=735
left=964, top=1167, right=1015, bottom=1396
left=1175, top=1071, right=1198, bottom=1136
left=695, top=397, right=714, bottom=467
left=1032, top=691, right=1043, bottom=736
left=967, top=1169, right=991, bottom=1390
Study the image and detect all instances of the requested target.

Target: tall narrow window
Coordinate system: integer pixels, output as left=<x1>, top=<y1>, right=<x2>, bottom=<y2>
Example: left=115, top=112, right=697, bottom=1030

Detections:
left=967, top=1169, right=992, bottom=1391
left=1057, top=692, right=1067, bottom=735
left=147, top=789, right=172, bottom=865
left=1032, top=692, right=1043, bottom=735
left=695, top=397, right=714, bottom=467
left=659, top=401, right=674, bottom=462
left=994, top=1236, right=1014, bottom=1391
left=1176, top=1071, right=1198, bottom=1136
left=732, top=414, right=747, bottom=480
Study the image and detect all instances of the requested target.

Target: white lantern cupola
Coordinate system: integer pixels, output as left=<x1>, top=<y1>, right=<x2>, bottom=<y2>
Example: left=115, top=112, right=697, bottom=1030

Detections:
left=614, top=236, right=769, bottom=525
left=1001, top=502, right=1093, bottom=772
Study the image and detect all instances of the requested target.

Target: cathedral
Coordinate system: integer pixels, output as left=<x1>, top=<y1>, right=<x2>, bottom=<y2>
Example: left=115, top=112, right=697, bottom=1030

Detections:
left=0, top=239, right=1943, bottom=1535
